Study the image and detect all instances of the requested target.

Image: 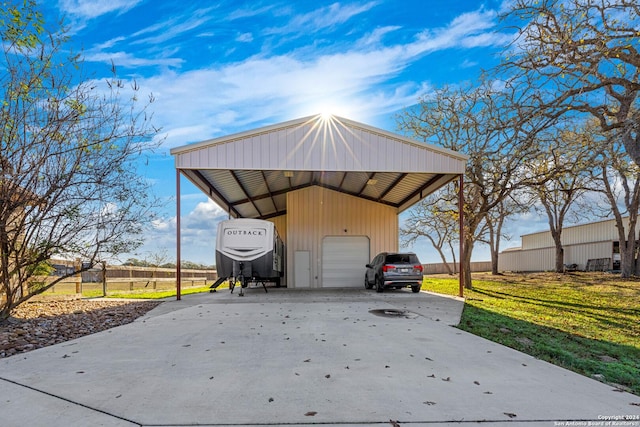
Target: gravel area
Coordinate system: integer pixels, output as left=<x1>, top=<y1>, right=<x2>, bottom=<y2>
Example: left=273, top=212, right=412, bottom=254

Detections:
left=0, top=299, right=162, bottom=358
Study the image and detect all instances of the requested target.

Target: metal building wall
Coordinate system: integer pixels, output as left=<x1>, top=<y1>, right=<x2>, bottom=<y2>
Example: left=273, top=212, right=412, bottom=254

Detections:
left=286, top=186, right=398, bottom=288
left=521, top=218, right=640, bottom=250
left=499, top=241, right=613, bottom=272
left=268, top=215, right=287, bottom=244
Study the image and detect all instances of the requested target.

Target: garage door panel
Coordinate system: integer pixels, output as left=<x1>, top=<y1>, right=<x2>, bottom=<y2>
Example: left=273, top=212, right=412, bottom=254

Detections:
left=322, top=236, right=370, bottom=288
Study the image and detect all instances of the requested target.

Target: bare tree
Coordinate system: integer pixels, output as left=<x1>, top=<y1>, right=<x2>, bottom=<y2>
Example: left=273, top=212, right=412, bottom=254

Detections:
left=400, top=190, right=460, bottom=275
left=398, top=80, right=543, bottom=288
left=588, top=121, right=640, bottom=277
left=524, top=125, right=596, bottom=272
left=501, top=0, right=640, bottom=164
left=483, top=195, right=526, bottom=275
left=1, top=1, right=160, bottom=321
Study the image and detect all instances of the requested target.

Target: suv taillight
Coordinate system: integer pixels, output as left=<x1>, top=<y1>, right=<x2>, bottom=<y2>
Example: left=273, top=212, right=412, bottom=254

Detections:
left=382, top=265, right=395, bottom=272
left=414, top=264, right=424, bottom=272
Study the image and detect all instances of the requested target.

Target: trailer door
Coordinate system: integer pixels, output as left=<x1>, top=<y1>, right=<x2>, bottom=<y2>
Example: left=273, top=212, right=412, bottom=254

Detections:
left=321, top=236, right=370, bottom=288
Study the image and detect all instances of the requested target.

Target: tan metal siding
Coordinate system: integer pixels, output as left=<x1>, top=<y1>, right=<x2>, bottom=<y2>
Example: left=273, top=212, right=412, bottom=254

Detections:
left=564, top=242, right=612, bottom=270
left=498, top=247, right=556, bottom=272
left=286, top=186, right=397, bottom=288
left=268, top=215, right=287, bottom=244
left=521, top=232, right=554, bottom=250
left=521, top=218, right=640, bottom=250
left=499, top=242, right=614, bottom=272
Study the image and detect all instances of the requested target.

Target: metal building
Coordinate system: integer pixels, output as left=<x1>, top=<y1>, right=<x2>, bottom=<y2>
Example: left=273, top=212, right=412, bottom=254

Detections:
left=499, top=217, right=640, bottom=272
left=170, top=114, right=467, bottom=292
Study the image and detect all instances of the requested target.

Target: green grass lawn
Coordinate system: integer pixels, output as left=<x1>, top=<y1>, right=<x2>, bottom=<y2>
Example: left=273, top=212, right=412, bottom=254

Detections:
left=40, top=285, right=218, bottom=299
left=422, top=272, right=640, bottom=395
left=104, top=286, right=214, bottom=299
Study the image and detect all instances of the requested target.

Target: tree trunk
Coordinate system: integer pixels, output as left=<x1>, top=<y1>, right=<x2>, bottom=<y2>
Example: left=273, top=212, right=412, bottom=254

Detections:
left=618, top=217, right=639, bottom=278
left=462, top=235, right=473, bottom=289
left=619, top=239, right=636, bottom=278
left=551, top=230, right=564, bottom=273
left=555, top=246, right=564, bottom=273
left=490, top=246, right=499, bottom=275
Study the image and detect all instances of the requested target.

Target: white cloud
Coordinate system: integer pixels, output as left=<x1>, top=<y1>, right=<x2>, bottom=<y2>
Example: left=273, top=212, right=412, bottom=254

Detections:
left=58, top=0, right=143, bottom=19
left=84, top=51, right=183, bottom=68
left=135, top=7, right=505, bottom=149
left=131, top=8, right=216, bottom=46
left=236, top=32, right=254, bottom=43
left=357, top=26, right=401, bottom=47
left=265, top=1, right=380, bottom=35
left=192, top=199, right=225, bottom=218
left=133, top=198, right=227, bottom=264
left=79, top=5, right=506, bottom=152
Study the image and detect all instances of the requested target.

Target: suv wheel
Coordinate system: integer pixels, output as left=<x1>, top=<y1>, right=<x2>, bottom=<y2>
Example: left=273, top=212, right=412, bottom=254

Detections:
left=411, top=285, right=420, bottom=293
left=375, top=276, right=384, bottom=293
left=364, top=276, right=372, bottom=290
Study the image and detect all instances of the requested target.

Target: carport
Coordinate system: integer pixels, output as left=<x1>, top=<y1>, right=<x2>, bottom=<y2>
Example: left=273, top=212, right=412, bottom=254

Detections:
left=170, top=114, right=467, bottom=296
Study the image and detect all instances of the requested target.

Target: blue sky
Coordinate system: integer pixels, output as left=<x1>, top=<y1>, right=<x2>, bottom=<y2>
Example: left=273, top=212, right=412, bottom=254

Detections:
left=43, top=0, right=543, bottom=265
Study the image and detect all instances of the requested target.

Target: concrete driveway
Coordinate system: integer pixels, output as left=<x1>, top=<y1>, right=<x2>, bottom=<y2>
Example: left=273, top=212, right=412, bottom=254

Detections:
left=1, top=288, right=638, bottom=427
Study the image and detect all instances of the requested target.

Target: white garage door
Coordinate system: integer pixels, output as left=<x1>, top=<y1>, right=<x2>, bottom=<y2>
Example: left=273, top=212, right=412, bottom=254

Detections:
left=322, top=236, right=370, bottom=288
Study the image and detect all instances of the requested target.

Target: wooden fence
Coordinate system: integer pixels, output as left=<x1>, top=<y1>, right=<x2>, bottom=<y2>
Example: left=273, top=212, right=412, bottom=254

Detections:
left=422, top=261, right=492, bottom=275
left=39, top=265, right=218, bottom=296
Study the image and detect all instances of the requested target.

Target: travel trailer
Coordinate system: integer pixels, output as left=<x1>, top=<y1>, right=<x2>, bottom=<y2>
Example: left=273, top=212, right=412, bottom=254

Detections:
left=213, top=219, right=284, bottom=295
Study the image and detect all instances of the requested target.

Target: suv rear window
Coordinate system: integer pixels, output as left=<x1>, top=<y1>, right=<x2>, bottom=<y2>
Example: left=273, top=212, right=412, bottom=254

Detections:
left=385, top=254, right=418, bottom=264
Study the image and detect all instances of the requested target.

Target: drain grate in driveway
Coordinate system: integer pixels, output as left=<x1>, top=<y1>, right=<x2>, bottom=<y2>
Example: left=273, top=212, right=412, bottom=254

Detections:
left=369, top=309, right=418, bottom=319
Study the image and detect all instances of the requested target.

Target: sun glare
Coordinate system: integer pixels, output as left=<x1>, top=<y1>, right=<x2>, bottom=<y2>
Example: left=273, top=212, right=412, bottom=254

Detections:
left=320, top=110, right=334, bottom=120
left=310, top=102, right=354, bottom=120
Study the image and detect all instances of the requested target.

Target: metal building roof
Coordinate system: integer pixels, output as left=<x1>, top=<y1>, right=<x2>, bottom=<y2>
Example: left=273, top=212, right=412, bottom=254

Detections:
left=170, top=114, right=468, bottom=219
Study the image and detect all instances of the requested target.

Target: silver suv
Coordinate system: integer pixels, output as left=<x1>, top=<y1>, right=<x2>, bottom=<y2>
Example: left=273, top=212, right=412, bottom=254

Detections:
left=365, top=252, right=423, bottom=293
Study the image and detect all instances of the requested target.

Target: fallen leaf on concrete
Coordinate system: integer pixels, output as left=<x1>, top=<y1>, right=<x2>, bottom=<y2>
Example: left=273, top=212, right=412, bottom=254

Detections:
left=427, top=374, right=435, bottom=378
left=325, top=374, right=331, bottom=378
left=268, top=397, right=274, bottom=402
left=504, top=412, right=517, bottom=418
left=474, top=381, right=480, bottom=385
left=304, top=411, right=317, bottom=416
left=484, top=391, right=493, bottom=394
left=385, top=365, right=390, bottom=368
left=389, top=420, right=401, bottom=427
left=442, top=377, right=450, bottom=382
left=304, top=359, right=311, bottom=362
left=423, top=401, right=436, bottom=405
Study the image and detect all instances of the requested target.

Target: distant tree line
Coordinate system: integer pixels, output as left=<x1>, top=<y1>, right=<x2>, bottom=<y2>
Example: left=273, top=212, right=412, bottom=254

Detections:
left=122, top=258, right=215, bottom=270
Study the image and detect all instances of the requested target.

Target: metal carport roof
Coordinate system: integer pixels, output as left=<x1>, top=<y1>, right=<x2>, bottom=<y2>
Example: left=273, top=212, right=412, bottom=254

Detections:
left=170, top=114, right=468, bottom=220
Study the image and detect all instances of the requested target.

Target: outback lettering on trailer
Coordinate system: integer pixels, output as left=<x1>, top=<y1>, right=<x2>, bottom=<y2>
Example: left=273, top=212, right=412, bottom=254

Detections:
left=226, top=229, right=264, bottom=236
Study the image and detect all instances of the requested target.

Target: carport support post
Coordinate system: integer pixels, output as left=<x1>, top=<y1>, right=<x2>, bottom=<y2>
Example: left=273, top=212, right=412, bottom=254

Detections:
left=458, top=174, right=464, bottom=298
left=176, top=169, right=182, bottom=300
